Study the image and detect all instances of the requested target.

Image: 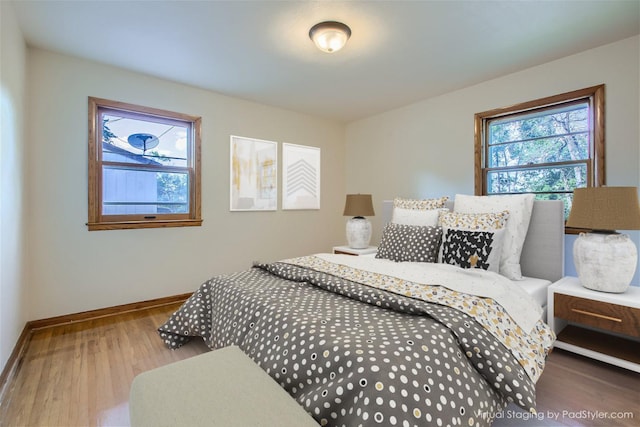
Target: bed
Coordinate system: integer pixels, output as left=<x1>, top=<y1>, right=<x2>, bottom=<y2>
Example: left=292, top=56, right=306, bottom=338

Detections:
left=381, top=198, right=565, bottom=320
left=159, top=195, right=564, bottom=427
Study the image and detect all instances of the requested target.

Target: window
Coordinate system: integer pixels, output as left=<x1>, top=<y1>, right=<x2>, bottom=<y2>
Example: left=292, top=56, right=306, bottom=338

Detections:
left=474, top=85, right=604, bottom=219
left=88, top=97, right=202, bottom=230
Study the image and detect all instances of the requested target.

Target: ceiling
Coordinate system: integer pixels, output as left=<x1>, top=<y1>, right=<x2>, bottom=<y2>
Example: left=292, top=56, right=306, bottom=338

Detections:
left=11, top=1, right=640, bottom=123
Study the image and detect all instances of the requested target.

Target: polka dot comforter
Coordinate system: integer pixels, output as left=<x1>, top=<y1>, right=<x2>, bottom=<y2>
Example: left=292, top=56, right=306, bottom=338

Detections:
left=159, top=259, right=554, bottom=427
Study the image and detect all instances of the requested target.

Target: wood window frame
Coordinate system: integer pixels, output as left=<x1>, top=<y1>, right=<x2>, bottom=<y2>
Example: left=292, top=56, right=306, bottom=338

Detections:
left=474, top=85, right=605, bottom=232
left=474, top=85, right=605, bottom=195
left=87, top=97, right=202, bottom=231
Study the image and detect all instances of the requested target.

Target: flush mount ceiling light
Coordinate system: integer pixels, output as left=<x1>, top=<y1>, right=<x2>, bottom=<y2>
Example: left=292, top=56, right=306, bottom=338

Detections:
left=309, top=21, right=351, bottom=53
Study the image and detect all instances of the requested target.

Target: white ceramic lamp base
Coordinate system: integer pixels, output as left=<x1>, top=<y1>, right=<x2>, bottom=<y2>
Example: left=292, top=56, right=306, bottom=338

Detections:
left=346, top=217, right=372, bottom=249
left=573, top=232, right=637, bottom=293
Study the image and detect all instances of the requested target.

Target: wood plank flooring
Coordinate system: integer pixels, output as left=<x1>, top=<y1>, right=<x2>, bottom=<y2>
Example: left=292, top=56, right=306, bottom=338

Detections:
left=0, top=303, right=209, bottom=427
left=0, top=303, right=638, bottom=427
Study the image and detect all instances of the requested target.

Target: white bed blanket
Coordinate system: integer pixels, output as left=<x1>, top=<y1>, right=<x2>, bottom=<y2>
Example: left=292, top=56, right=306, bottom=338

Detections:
left=315, top=254, right=543, bottom=333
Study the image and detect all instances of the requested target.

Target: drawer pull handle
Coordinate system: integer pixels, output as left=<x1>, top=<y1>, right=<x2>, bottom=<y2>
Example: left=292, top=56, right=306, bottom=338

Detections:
left=571, top=308, right=622, bottom=323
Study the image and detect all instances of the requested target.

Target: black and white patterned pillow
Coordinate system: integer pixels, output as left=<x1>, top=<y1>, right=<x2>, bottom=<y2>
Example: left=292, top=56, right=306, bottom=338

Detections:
left=440, top=228, right=504, bottom=272
left=375, top=223, right=442, bottom=263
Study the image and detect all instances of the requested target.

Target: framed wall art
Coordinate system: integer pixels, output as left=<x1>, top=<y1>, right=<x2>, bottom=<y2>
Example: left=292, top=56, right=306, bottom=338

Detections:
left=230, top=135, right=277, bottom=211
left=282, top=143, right=320, bottom=210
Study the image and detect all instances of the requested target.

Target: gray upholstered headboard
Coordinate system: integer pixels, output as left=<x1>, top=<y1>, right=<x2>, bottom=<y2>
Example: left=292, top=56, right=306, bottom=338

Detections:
left=380, top=199, right=565, bottom=282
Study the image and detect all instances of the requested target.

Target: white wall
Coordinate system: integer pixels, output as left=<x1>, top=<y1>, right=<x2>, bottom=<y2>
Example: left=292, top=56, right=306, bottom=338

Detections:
left=1, top=1, right=28, bottom=371
left=346, top=36, right=640, bottom=284
left=24, top=49, right=346, bottom=320
left=7, top=27, right=640, bottom=376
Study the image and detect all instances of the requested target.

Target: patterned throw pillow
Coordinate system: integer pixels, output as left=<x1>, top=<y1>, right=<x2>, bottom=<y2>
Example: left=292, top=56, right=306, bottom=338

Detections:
left=440, top=228, right=505, bottom=272
left=454, top=194, right=535, bottom=280
left=438, top=210, right=510, bottom=273
left=376, top=223, right=442, bottom=263
left=438, top=210, right=510, bottom=230
left=393, top=196, right=449, bottom=210
left=391, top=196, right=449, bottom=227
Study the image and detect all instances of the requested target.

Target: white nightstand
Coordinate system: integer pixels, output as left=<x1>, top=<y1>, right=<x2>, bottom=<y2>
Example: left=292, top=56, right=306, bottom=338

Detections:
left=332, top=245, right=378, bottom=256
left=548, top=276, right=640, bottom=373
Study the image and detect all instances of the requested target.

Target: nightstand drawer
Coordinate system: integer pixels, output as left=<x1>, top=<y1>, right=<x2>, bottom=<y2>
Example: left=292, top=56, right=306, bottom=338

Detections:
left=554, top=293, right=640, bottom=338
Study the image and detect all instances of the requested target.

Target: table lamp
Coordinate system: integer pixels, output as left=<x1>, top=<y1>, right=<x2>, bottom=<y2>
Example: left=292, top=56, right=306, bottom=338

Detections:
left=565, top=186, right=640, bottom=293
left=343, top=194, right=375, bottom=249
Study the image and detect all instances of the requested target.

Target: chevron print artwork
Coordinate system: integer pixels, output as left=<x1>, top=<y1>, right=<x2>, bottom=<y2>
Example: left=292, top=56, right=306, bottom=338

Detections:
left=286, top=159, right=317, bottom=198
left=282, top=143, right=320, bottom=210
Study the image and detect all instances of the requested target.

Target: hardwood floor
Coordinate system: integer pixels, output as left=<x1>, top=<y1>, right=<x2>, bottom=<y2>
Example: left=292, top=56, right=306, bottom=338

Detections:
left=493, top=350, right=640, bottom=427
left=0, top=304, right=638, bottom=427
left=0, top=303, right=209, bottom=427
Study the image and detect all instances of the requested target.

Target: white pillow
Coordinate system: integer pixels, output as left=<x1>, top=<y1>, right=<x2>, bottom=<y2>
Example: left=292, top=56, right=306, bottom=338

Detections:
left=454, top=194, right=535, bottom=280
left=391, top=197, right=449, bottom=227
left=392, top=207, right=444, bottom=227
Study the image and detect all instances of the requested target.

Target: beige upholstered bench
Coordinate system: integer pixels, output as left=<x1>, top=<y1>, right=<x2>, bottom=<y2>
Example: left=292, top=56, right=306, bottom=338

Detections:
left=129, top=345, right=318, bottom=427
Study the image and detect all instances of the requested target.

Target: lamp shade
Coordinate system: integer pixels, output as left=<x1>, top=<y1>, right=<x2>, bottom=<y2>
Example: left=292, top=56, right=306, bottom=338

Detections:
left=566, top=186, right=640, bottom=231
left=343, top=194, right=375, bottom=217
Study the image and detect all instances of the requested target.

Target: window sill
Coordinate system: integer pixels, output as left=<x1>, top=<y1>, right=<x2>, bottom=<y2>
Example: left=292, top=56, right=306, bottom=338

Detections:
left=87, top=219, right=203, bottom=231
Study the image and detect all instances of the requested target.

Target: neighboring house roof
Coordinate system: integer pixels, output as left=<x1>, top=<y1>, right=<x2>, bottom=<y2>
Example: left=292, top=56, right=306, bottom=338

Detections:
left=102, top=142, right=163, bottom=165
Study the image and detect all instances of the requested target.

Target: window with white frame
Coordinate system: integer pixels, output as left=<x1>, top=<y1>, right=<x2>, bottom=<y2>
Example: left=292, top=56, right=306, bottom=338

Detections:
left=474, top=85, right=604, bottom=219
left=88, top=97, right=202, bottom=230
